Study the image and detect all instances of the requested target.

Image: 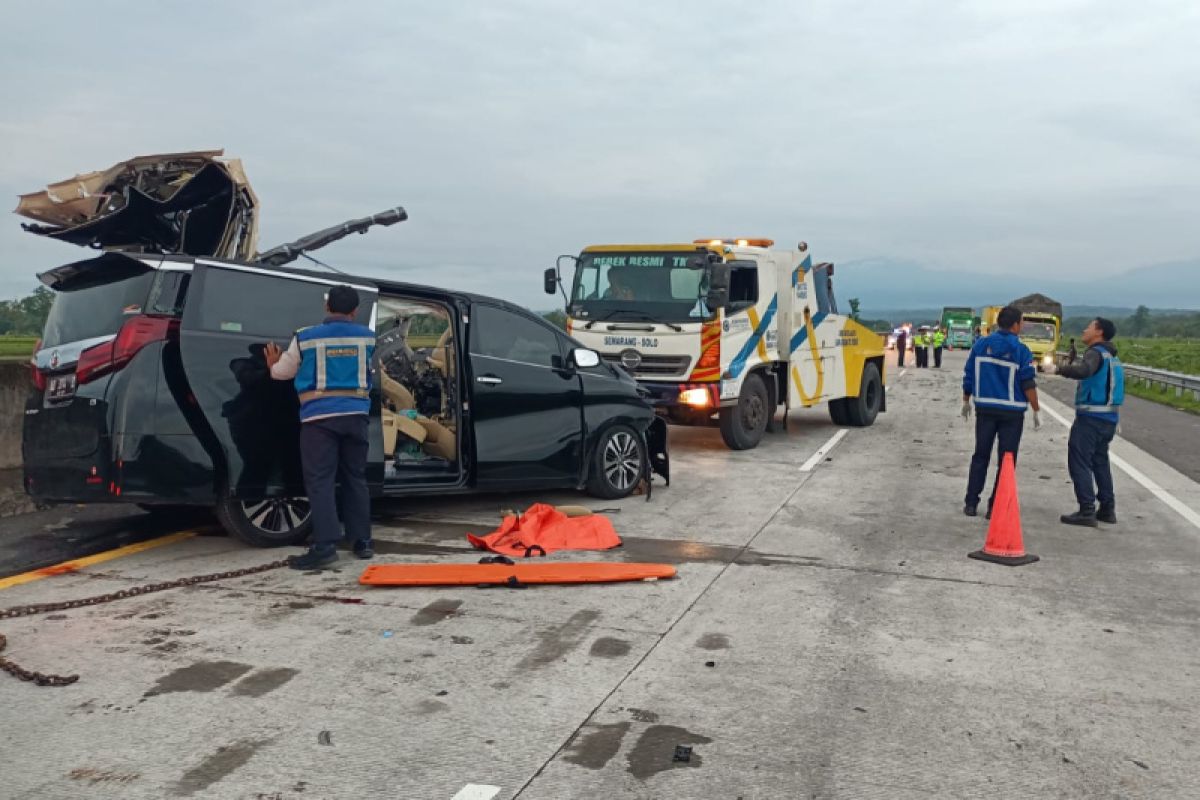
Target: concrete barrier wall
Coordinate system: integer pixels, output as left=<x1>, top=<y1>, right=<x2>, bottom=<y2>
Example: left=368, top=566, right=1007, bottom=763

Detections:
left=0, top=362, right=30, bottom=470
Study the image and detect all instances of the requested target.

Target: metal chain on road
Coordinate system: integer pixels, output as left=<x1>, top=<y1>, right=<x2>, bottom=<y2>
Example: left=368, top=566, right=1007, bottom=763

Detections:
left=0, top=559, right=289, bottom=687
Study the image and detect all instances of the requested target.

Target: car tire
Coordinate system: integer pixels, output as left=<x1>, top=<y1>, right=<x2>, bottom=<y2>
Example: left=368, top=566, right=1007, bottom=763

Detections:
left=845, top=362, right=883, bottom=427
left=215, top=495, right=312, bottom=547
left=586, top=424, right=646, bottom=500
left=828, top=397, right=851, bottom=426
left=719, top=373, right=769, bottom=450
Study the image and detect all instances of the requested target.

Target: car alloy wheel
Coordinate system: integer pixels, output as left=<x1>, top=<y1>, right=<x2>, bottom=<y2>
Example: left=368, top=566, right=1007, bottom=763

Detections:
left=240, top=497, right=312, bottom=534
left=603, top=430, right=642, bottom=492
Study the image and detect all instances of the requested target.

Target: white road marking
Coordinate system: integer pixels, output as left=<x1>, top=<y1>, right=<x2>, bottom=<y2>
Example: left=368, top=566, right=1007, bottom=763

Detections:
left=451, top=785, right=501, bottom=800
left=899, top=369, right=908, bottom=378
left=800, top=429, right=849, bottom=472
left=1041, top=404, right=1200, bottom=531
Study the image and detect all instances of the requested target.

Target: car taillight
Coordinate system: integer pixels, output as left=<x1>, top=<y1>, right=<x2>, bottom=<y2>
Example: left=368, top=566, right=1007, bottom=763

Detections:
left=77, top=315, right=179, bottom=385
left=30, top=338, right=45, bottom=391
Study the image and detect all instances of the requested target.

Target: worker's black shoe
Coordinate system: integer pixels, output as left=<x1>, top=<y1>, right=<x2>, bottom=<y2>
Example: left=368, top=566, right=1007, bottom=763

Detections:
left=352, top=539, right=375, bottom=559
left=1097, top=507, right=1118, bottom=524
left=1060, top=509, right=1099, bottom=528
left=963, top=504, right=978, bottom=517
left=985, top=503, right=993, bottom=520
left=288, top=546, right=338, bottom=570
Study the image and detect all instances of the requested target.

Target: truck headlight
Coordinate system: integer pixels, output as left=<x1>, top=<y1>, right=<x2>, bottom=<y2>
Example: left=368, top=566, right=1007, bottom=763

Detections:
left=1043, top=355, right=1053, bottom=365
left=679, top=388, right=711, bottom=407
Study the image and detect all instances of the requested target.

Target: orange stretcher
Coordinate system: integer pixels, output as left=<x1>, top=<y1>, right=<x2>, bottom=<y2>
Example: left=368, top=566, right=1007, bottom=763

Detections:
left=359, top=561, right=676, bottom=587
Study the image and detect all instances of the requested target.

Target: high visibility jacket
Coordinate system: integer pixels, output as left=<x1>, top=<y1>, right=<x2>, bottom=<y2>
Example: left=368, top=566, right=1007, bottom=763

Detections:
left=933, top=331, right=945, bottom=347
left=1074, top=345, right=1124, bottom=423
left=962, top=330, right=1036, bottom=413
left=294, top=320, right=376, bottom=421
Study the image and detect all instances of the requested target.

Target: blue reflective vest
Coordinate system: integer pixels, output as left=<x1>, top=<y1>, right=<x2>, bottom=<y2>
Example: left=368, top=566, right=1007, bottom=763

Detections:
left=1075, top=347, right=1123, bottom=423
left=962, top=330, right=1036, bottom=413
left=294, top=319, right=376, bottom=421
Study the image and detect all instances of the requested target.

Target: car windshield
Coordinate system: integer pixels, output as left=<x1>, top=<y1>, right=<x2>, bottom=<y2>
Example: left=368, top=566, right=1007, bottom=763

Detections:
left=569, top=251, right=713, bottom=323
left=41, top=262, right=156, bottom=348
left=1021, top=322, right=1057, bottom=341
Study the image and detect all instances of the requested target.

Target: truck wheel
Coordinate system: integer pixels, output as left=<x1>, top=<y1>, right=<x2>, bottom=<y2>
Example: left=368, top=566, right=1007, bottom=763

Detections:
left=586, top=424, right=646, bottom=499
left=215, top=495, right=312, bottom=547
left=846, top=363, right=882, bottom=427
left=720, top=373, right=769, bottom=450
left=828, top=398, right=850, bottom=426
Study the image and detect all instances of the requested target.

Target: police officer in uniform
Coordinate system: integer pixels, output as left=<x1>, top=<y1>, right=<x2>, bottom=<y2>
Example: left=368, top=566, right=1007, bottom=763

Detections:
left=1056, top=318, right=1124, bottom=527
left=265, top=285, right=376, bottom=570
left=914, top=328, right=926, bottom=368
left=895, top=327, right=907, bottom=368
left=933, top=327, right=946, bottom=368
left=961, top=305, right=1041, bottom=517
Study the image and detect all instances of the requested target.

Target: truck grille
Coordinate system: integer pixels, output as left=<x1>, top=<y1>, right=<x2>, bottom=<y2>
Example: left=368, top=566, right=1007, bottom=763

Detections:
left=602, top=354, right=693, bottom=378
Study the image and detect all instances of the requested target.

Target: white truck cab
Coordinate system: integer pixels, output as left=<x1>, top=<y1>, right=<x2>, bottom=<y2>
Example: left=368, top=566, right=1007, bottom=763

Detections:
left=546, top=239, right=886, bottom=449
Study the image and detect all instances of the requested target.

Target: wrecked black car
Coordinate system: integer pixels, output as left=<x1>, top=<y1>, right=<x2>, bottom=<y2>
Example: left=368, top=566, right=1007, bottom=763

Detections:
left=19, top=152, right=668, bottom=546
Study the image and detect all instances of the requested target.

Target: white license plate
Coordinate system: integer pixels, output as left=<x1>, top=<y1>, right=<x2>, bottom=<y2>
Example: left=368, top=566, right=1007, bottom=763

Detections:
left=46, top=373, right=77, bottom=403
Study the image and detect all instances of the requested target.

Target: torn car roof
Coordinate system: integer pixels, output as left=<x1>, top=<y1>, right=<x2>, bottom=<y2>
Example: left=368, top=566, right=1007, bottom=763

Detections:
left=15, top=149, right=259, bottom=261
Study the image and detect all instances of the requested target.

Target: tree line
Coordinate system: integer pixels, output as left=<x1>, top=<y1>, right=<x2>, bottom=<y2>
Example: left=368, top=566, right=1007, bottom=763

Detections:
left=0, top=287, right=53, bottom=336
left=1063, top=306, right=1200, bottom=341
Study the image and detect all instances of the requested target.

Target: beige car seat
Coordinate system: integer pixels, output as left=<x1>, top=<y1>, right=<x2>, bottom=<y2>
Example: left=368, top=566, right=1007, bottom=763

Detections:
left=427, top=327, right=454, bottom=378
left=381, top=410, right=427, bottom=455
left=381, top=371, right=415, bottom=410
left=417, top=417, right=457, bottom=461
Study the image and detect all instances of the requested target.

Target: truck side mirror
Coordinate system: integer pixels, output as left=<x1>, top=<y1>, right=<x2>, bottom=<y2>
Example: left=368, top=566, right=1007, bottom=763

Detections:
left=705, top=262, right=731, bottom=310
left=543, top=267, right=558, bottom=296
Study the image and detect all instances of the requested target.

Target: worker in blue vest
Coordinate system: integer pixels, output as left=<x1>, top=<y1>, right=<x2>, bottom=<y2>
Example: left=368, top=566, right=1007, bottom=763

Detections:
left=961, top=305, right=1041, bottom=518
left=1056, top=318, right=1124, bottom=527
left=265, top=285, right=376, bottom=570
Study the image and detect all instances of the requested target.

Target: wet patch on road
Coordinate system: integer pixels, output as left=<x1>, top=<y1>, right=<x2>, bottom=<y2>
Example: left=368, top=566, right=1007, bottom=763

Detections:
left=620, top=536, right=823, bottom=568
left=230, top=667, right=300, bottom=698
left=590, top=637, right=632, bottom=658
left=565, top=721, right=632, bottom=769
left=144, top=661, right=253, bottom=698
left=628, top=708, right=659, bottom=723
left=415, top=699, right=450, bottom=714
left=411, top=598, right=464, bottom=626
left=369, top=540, right=476, bottom=558
left=516, top=609, right=601, bottom=670
left=67, top=767, right=140, bottom=786
left=626, top=725, right=713, bottom=780
left=171, top=738, right=273, bottom=796
left=696, top=633, right=730, bottom=650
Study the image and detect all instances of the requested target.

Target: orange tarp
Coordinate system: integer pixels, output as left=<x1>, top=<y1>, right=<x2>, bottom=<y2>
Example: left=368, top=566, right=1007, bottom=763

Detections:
left=467, top=503, right=621, bottom=557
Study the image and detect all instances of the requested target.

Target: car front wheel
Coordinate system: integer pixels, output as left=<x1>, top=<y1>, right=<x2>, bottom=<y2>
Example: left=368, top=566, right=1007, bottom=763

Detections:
left=586, top=425, right=646, bottom=500
left=215, top=495, right=312, bottom=547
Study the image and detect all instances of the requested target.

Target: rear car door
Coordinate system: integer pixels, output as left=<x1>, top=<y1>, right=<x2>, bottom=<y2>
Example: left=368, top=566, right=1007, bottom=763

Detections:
left=467, top=303, right=584, bottom=487
left=178, top=262, right=379, bottom=498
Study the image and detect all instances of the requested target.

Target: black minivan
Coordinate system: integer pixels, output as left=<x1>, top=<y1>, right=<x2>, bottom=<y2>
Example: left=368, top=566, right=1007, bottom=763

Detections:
left=25, top=252, right=669, bottom=546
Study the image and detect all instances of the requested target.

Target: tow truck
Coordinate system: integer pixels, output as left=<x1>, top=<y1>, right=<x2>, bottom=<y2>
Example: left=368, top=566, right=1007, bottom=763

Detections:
left=544, top=238, right=886, bottom=450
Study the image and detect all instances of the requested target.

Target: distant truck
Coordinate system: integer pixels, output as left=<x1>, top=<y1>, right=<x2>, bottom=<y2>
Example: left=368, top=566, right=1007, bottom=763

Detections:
left=981, top=305, right=1002, bottom=336
left=1009, top=293, right=1063, bottom=371
left=939, top=307, right=975, bottom=349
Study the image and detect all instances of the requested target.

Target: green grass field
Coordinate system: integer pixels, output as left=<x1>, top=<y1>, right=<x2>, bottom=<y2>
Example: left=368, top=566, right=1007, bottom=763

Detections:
left=0, top=336, right=37, bottom=361
left=1117, top=338, right=1200, bottom=374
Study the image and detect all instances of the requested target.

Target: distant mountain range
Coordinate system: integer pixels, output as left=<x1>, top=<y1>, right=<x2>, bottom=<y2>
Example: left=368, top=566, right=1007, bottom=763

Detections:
left=835, top=257, right=1200, bottom=314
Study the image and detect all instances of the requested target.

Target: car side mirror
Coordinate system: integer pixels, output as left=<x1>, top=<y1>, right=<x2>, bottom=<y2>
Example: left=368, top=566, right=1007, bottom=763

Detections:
left=543, top=267, right=558, bottom=295
left=705, top=262, right=730, bottom=310
left=570, top=348, right=601, bottom=369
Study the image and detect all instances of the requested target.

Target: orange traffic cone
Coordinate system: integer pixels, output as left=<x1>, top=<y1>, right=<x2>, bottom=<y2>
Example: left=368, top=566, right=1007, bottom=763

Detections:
left=968, top=453, right=1039, bottom=567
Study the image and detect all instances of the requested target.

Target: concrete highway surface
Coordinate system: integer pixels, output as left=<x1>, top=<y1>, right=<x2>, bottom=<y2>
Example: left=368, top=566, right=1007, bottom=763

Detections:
left=2, top=350, right=1198, bottom=799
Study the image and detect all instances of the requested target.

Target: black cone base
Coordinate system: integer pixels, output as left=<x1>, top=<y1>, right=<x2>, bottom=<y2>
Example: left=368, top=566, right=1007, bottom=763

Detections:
left=968, top=549, right=1040, bottom=567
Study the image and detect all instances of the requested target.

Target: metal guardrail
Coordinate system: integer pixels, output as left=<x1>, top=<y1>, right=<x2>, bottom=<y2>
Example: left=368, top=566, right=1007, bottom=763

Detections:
left=1055, top=352, right=1200, bottom=400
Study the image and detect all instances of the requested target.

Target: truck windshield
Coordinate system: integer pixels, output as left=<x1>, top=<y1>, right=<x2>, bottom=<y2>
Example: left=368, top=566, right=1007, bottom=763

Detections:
left=1021, top=322, right=1057, bottom=341
left=569, top=251, right=713, bottom=323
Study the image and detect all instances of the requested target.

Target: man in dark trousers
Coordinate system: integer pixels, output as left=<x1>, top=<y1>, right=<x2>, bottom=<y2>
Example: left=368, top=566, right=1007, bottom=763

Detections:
left=1056, top=318, right=1124, bottom=527
left=961, top=305, right=1041, bottom=517
left=895, top=328, right=907, bottom=368
left=265, top=285, right=376, bottom=569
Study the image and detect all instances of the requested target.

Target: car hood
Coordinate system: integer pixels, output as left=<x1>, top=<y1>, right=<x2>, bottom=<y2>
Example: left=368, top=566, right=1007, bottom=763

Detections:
left=15, top=150, right=259, bottom=261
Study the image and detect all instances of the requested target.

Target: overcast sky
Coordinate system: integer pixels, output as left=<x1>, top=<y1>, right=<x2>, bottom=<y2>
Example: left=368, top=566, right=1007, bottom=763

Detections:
left=1, top=0, right=1197, bottom=310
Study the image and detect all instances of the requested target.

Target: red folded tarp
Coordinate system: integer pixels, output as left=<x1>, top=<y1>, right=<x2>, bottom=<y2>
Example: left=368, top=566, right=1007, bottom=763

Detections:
left=467, top=503, right=621, bottom=557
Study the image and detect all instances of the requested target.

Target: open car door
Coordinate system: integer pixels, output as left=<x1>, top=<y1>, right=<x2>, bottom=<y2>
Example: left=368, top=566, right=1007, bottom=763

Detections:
left=178, top=262, right=381, bottom=500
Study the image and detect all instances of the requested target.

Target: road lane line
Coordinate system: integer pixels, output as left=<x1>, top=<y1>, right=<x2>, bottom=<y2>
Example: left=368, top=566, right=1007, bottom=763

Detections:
left=0, top=532, right=196, bottom=592
left=899, top=369, right=908, bottom=378
left=800, top=429, right=849, bottom=472
left=1041, top=404, right=1200, bottom=531
left=452, top=785, right=500, bottom=800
